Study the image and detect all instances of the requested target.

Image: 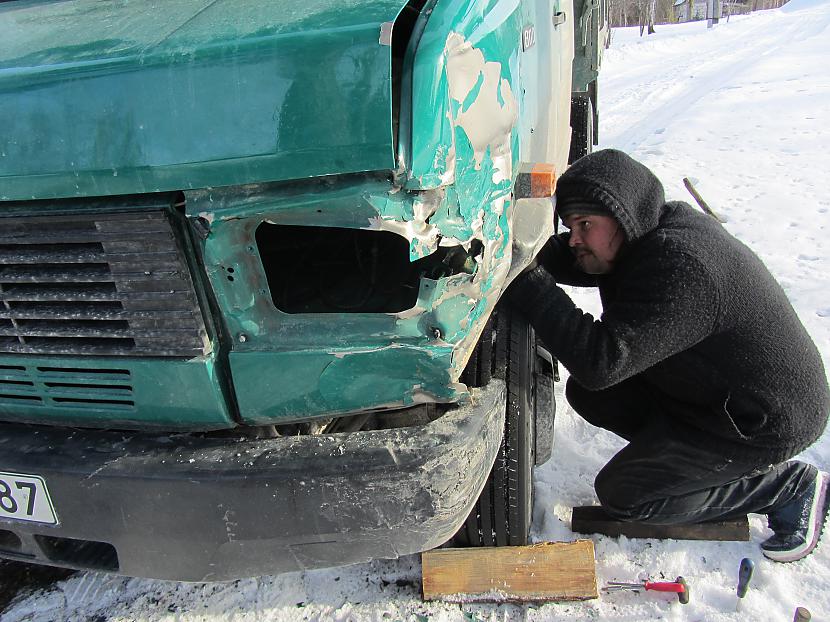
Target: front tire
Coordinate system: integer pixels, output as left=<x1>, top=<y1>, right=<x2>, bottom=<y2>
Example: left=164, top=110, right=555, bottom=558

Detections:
left=455, top=305, right=535, bottom=546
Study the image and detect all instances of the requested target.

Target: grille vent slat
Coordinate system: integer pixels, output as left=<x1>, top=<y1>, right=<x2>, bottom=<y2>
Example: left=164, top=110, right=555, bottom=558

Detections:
left=0, top=341, right=190, bottom=356
left=0, top=364, right=135, bottom=411
left=0, top=265, right=112, bottom=283
left=0, top=231, right=175, bottom=245
left=0, top=210, right=208, bottom=357
left=0, top=324, right=199, bottom=339
left=0, top=244, right=106, bottom=264
left=0, top=247, right=182, bottom=267
left=0, top=304, right=195, bottom=321
left=0, top=284, right=197, bottom=302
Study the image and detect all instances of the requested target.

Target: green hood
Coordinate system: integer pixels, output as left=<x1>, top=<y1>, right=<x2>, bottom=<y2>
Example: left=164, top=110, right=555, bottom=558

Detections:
left=0, top=0, right=405, bottom=200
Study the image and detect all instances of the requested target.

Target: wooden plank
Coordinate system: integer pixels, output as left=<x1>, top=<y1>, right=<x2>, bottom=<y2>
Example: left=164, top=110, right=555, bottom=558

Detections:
left=571, top=506, right=750, bottom=541
left=421, top=540, right=597, bottom=603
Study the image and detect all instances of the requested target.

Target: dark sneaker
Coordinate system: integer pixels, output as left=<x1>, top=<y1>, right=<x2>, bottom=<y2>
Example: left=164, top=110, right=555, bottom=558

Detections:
left=762, top=469, right=829, bottom=562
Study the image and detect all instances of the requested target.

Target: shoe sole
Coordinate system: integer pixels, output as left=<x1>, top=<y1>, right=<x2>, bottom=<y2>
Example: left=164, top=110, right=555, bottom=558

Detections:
left=763, top=470, right=829, bottom=563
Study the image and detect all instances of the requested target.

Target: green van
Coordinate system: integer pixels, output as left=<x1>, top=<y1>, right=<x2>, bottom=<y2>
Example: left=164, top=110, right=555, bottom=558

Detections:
left=0, top=0, right=605, bottom=580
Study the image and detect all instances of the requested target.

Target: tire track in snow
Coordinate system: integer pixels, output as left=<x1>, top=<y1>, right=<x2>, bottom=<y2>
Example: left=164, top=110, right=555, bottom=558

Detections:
left=601, top=8, right=829, bottom=154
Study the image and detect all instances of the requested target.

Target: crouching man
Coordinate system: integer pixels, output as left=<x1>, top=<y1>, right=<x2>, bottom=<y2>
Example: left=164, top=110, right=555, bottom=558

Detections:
left=507, top=149, right=829, bottom=562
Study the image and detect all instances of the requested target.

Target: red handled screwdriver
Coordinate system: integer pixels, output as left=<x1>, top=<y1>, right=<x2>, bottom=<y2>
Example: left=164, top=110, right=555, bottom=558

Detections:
left=602, top=576, right=690, bottom=604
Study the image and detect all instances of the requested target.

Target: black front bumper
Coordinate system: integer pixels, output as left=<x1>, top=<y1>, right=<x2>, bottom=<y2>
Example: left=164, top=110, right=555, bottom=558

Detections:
left=0, top=382, right=505, bottom=582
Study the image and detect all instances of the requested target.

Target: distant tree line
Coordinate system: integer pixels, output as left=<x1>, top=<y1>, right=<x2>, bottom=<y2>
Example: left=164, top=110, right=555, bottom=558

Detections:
left=606, top=0, right=791, bottom=32
left=746, top=0, right=791, bottom=9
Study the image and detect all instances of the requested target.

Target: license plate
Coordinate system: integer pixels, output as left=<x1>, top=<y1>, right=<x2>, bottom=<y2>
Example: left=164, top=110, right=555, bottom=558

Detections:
left=0, top=472, right=58, bottom=525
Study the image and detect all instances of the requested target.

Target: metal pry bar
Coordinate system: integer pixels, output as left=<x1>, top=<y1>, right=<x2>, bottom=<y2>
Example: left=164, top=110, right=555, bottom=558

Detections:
left=683, top=177, right=726, bottom=223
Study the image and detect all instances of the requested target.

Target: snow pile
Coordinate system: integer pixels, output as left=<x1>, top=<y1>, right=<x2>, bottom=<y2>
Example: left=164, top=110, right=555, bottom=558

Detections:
left=4, top=0, right=830, bottom=619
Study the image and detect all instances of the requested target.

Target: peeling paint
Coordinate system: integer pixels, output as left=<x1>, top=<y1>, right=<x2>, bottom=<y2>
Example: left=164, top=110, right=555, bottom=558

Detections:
left=178, top=4, right=536, bottom=425
left=435, top=142, right=456, bottom=186
left=445, top=32, right=518, bottom=180
left=198, top=211, right=216, bottom=224
left=366, top=32, right=520, bottom=379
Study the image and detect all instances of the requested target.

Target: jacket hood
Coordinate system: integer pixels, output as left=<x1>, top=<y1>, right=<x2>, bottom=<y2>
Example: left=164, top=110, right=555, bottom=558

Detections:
left=556, top=149, right=666, bottom=242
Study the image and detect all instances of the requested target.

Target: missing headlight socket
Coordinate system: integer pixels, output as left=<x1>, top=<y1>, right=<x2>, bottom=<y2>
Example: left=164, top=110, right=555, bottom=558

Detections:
left=255, top=223, right=481, bottom=314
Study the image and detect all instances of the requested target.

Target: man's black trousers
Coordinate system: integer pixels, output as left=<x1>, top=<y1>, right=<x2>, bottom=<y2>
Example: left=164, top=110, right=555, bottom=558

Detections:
left=566, top=376, right=815, bottom=524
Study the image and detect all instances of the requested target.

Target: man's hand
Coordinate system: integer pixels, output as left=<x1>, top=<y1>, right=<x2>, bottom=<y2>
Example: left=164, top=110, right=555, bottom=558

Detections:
left=520, top=256, right=540, bottom=274
left=504, top=262, right=551, bottom=306
left=520, top=234, right=568, bottom=275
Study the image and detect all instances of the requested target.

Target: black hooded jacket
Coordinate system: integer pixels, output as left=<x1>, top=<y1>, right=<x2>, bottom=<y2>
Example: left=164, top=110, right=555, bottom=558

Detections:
left=508, top=149, right=829, bottom=464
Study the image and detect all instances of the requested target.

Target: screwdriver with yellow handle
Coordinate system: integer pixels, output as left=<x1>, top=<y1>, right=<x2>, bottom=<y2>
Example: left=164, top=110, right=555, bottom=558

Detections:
left=602, top=577, right=690, bottom=604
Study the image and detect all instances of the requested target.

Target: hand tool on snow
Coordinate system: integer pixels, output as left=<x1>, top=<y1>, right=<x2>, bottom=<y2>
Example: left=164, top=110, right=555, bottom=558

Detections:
left=793, top=607, right=811, bottom=622
left=735, top=557, right=754, bottom=611
left=602, top=576, right=689, bottom=604
left=682, top=177, right=726, bottom=223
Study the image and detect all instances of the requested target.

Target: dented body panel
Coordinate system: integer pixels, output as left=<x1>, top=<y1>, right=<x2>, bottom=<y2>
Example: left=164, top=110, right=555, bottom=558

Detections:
left=190, top=175, right=500, bottom=423
left=0, top=0, right=563, bottom=427
left=404, top=0, right=574, bottom=188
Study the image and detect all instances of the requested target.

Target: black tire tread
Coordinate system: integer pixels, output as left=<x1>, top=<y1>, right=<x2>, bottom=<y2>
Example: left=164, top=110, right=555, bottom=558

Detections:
left=453, top=305, right=534, bottom=547
left=568, top=96, right=593, bottom=164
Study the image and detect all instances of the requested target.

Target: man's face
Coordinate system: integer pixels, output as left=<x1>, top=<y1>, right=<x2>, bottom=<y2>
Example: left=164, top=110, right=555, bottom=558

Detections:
left=562, top=212, right=624, bottom=274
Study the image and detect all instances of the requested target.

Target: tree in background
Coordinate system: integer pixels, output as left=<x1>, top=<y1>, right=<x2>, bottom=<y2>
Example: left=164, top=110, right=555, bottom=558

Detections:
left=751, top=0, right=789, bottom=7
left=607, top=0, right=789, bottom=28
left=655, top=0, right=678, bottom=22
left=638, top=0, right=657, bottom=35
left=608, top=0, right=673, bottom=29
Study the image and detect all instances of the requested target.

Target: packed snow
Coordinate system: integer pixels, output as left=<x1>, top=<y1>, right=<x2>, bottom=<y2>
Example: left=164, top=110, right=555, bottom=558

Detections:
left=4, top=1, right=830, bottom=619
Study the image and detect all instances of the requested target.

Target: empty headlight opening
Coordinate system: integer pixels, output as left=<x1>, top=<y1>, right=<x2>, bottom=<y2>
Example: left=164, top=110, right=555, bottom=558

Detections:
left=255, top=223, right=479, bottom=314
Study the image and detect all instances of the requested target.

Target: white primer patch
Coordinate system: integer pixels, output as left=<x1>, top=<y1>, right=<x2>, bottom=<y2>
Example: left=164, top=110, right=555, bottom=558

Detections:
left=366, top=33, right=517, bottom=379
left=364, top=190, right=445, bottom=259
left=445, top=32, right=518, bottom=179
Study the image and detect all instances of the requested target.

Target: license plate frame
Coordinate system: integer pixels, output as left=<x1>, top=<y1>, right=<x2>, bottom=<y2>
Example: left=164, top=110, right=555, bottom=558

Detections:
left=0, top=471, right=59, bottom=525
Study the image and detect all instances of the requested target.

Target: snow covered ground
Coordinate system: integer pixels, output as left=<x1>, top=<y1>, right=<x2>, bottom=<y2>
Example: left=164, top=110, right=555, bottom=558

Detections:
left=5, top=1, right=830, bottom=619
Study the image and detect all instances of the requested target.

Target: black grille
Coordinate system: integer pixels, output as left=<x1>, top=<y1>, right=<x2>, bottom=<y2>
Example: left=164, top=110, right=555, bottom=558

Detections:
left=0, top=211, right=208, bottom=357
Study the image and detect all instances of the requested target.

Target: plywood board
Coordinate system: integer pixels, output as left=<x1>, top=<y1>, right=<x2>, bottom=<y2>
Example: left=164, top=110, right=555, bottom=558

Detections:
left=571, top=506, right=750, bottom=541
left=421, top=540, right=597, bottom=603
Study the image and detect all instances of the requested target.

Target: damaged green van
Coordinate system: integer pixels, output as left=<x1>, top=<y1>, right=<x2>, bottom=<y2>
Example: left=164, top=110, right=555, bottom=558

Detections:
left=0, top=0, right=606, bottom=581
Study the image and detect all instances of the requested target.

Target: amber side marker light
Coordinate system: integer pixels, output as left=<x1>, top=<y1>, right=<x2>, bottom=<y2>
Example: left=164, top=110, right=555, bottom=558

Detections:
left=514, top=163, right=557, bottom=199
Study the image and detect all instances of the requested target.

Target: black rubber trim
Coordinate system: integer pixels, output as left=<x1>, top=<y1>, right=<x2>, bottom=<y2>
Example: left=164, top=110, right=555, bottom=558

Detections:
left=568, top=94, right=594, bottom=164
